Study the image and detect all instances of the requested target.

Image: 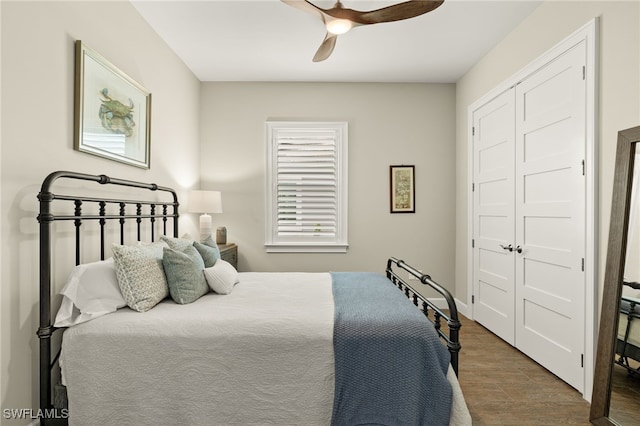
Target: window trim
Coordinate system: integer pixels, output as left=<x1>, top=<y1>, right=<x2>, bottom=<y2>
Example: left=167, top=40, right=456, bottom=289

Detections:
left=265, top=121, right=348, bottom=253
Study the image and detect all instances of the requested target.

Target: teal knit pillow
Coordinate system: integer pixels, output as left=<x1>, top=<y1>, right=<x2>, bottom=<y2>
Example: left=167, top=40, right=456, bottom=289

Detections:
left=202, top=235, right=221, bottom=258
left=193, top=241, right=220, bottom=268
left=162, top=245, right=209, bottom=304
left=160, top=235, right=194, bottom=251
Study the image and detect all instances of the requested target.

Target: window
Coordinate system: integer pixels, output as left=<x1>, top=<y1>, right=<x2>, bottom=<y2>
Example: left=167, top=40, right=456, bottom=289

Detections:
left=265, top=121, right=348, bottom=253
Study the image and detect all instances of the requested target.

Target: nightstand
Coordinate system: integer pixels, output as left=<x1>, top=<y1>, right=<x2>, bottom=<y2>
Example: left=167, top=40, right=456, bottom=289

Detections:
left=218, top=243, right=238, bottom=269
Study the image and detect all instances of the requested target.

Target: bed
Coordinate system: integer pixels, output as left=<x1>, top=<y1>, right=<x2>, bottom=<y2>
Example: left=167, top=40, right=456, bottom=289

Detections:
left=616, top=281, right=640, bottom=376
left=37, top=171, right=470, bottom=426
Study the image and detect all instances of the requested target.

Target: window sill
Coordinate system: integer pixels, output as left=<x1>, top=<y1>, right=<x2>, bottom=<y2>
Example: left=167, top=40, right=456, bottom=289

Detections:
left=265, top=243, right=349, bottom=253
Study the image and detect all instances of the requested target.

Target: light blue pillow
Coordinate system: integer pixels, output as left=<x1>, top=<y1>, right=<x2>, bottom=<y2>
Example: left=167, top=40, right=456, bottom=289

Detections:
left=162, top=245, right=209, bottom=304
left=202, top=235, right=221, bottom=259
left=193, top=241, right=220, bottom=268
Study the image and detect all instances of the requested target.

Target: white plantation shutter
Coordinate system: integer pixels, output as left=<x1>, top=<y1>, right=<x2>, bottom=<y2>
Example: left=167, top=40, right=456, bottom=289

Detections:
left=266, top=122, right=348, bottom=252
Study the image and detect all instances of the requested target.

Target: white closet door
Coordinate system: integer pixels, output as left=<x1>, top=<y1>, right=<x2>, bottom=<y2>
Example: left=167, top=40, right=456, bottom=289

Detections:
left=472, top=89, right=516, bottom=345
left=514, top=41, right=586, bottom=392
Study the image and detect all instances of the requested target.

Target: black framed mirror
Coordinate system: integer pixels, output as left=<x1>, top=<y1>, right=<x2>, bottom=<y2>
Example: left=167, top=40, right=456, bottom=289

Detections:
left=591, top=125, right=640, bottom=425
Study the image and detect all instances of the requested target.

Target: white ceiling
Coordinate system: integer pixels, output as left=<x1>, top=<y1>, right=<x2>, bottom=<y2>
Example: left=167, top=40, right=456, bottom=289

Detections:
left=131, top=0, right=542, bottom=83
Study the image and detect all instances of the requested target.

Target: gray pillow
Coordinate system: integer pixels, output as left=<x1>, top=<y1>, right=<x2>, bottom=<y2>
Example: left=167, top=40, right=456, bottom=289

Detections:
left=112, top=243, right=169, bottom=312
left=193, top=241, right=220, bottom=268
left=162, top=245, right=209, bottom=304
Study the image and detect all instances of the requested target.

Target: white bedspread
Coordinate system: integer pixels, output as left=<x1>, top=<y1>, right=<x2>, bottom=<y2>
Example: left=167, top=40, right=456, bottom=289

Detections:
left=60, top=272, right=470, bottom=425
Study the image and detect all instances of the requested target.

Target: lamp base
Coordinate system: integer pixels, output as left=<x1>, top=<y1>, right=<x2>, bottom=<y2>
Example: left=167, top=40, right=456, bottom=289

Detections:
left=199, top=214, right=213, bottom=242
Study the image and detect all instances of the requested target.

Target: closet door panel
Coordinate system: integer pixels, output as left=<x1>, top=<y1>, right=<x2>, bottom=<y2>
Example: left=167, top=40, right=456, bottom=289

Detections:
left=472, top=89, right=516, bottom=345
left=514, top=41, right=586, bottom=392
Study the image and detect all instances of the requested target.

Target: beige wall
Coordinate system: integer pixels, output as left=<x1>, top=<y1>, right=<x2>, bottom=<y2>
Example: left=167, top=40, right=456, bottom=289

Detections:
left=200, top=82, right=456, bottom=291
left=455, top=1, right=640, bottom=306
left=0, top=1, right=201, bottom=422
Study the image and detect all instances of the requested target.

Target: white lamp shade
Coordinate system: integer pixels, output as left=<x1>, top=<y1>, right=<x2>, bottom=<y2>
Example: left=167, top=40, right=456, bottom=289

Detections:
left=188, top=190, right=222, bottom=214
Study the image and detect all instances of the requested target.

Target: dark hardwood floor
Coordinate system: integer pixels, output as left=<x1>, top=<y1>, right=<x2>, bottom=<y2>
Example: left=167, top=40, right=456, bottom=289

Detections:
left=609, top=357, right=640, bottom=425
left=455, top=315, right=592, bottom=425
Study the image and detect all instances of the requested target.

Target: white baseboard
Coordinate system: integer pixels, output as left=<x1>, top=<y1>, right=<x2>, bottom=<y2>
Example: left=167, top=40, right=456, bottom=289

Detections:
left=429, top=297, right=447, bottom=310
left=454, top=298, right=471, bottom=320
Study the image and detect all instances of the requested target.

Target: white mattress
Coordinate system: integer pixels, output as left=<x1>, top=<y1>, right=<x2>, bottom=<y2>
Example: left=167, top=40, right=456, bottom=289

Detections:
left=59, top=272, right=470, bottom=425
left=618, top=286, right=640, bottom=349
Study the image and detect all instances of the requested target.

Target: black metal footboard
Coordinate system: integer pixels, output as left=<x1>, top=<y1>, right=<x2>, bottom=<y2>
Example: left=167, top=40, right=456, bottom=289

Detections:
left=37, top=171, right=179, bottom=425
left=615, top=281, right=640, bottom=376
left=386, top=257, right=461, bottom=375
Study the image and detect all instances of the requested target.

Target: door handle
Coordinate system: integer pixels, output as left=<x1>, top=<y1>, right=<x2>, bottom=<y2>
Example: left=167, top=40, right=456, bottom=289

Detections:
left=500, top=244, right=513, bottom=252
left=515, top=245, right=523, bottom=254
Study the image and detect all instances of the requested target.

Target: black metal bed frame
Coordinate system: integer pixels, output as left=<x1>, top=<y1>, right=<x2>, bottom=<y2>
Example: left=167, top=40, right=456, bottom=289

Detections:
left=36, top=171, right=461, bottom=424
left=37, top=171, right=179, bottom=425
left=386, top=257, right=461, bottom=376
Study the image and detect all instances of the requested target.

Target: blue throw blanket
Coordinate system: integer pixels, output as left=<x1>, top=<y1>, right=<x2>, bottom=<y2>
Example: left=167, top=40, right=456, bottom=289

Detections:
left=331, top=272, right=453, bottom=426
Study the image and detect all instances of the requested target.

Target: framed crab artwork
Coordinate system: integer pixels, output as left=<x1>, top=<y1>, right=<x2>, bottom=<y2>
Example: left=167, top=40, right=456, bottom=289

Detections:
left=74, top=40, right=151, bottom=169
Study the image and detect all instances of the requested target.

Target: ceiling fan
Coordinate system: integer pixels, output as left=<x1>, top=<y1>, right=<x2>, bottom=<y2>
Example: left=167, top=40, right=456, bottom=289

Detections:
left=281, top=0, right=445, bottom=62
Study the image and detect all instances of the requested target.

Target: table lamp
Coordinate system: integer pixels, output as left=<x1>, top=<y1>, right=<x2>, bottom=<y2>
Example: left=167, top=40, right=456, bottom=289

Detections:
left=188, top=190, right=222, bottom=242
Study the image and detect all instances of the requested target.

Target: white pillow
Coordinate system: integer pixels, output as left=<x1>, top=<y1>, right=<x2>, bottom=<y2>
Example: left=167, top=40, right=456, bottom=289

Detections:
left=54, top=258, right=126, bottom=327
left=204, top=259, right=239, bottom=295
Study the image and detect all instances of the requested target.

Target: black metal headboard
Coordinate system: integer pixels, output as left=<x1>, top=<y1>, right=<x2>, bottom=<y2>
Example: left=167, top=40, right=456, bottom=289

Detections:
left=36, top=171, right=179, bottom=423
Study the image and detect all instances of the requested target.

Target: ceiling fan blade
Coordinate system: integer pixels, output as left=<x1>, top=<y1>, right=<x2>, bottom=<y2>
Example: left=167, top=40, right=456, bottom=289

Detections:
left=282, top=0, right=444, bottom=62
left=355, top=0, right=444, bottom=25
left=313, top=33, right=338, bottom=62
left=281, top=0, right=326, bottom=20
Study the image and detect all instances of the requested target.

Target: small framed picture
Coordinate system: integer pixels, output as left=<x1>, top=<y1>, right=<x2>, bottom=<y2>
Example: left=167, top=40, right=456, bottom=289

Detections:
left=74, top=40, right=151, bottom=169
left=390, top=165, right=415, bottom=213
